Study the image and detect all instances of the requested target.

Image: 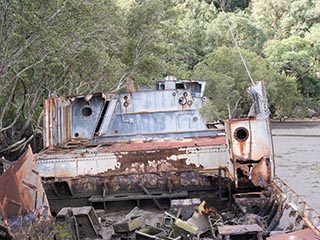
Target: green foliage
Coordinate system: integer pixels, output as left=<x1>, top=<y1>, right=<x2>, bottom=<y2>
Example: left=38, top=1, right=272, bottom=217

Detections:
left=206, top=12, right=268, bottom=54
left=1, top=0, right=320, bottom=157
left=193, top=46, right=276, bottom=118
left=121, top=0, right=177, bottom=83
left=264, top=35, right=320, bottom=99
left=264, top=37, right=311, bottom=75
left=213, top=0, right=251, bottom=12
left=165, top=0, right=219, bottom=76
left=268, top=74, right=304, bottom=118
left=0, top=0, right=126, bottom=155
left=251, top=0, right=320, bottom=38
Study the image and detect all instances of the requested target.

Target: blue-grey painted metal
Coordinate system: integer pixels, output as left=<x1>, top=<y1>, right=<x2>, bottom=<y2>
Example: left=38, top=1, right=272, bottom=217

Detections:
left=43, top=80, right=218, bottom=147
left=71, top=95, right=105, bottom=139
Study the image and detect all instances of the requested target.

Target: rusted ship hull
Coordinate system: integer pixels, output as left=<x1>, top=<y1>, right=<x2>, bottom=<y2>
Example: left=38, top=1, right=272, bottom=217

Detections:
left=37, top=136, right=231, bottom=212
left=1, top=78, right=319, bottom=239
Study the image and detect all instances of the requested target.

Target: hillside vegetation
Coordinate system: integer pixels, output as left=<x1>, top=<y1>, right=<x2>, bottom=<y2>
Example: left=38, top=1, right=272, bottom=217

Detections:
left=1, top=0, right=320, bottom=158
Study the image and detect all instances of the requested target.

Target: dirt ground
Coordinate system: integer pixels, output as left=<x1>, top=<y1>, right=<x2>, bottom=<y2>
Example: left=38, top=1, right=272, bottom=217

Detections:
left=271, top=121, right=320, bottom=213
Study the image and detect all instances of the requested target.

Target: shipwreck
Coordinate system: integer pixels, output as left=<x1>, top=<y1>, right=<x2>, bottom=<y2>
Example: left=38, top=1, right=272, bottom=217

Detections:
left=0, top=77, right=319, bottom=239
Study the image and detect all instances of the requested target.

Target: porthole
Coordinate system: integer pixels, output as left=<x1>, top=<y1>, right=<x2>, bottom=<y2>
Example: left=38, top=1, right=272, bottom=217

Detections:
left=178, top=97, right=187, bottom=105
left=123, top=102, right=129, bottom=107
left=81, top=107, right=92, bottom=117
left=234, top=127, right=249, bottom=142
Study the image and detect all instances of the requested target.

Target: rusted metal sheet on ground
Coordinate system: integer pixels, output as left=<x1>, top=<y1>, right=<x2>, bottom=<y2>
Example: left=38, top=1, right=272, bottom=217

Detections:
left=0, top=146, right=53, bottom=239
left=113, top=207, right=145, bottom=233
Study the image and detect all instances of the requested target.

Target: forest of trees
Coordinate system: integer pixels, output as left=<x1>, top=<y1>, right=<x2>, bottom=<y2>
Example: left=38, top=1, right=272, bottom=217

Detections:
left=1, top=0, right=320, bottom=159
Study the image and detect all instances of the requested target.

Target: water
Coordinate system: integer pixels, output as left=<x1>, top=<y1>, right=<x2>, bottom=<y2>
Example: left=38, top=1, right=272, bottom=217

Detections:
left=271, top=121, right=320, bottom=213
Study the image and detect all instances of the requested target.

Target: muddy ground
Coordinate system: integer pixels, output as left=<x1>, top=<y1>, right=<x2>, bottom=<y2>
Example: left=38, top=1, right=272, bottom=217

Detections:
left=271, top=121, right=320, bottom=213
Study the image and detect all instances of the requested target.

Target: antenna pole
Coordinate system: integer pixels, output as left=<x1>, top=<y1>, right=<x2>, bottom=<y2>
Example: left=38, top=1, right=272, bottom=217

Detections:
left=219, top=0, right=255, bottom=85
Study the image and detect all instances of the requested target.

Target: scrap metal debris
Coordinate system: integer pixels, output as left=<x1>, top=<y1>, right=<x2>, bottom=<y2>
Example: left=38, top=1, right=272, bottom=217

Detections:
left=0, top=146, right=53, bottom=240
left=113, top=207, right=145, bottom=233
left=55, top=206, right=102, bottom=240
left=97, top=198, right=263, bottom=239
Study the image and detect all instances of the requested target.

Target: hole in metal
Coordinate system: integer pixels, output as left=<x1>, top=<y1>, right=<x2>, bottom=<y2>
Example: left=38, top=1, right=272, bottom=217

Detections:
left=178, top=97, right=187, bottom=105
left=82, top=107, right=92, bottom=117
left=234, top=127, right=249, bottom=142
left=123, top=102, right=129, bottom=107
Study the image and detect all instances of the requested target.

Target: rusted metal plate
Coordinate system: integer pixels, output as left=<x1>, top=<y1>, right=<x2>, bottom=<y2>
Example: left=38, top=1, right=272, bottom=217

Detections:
left=36, top=136, right=229, bottom=197
left=136, top=226, right=167, bottom=239
left=267, top=229, right=318, bottom=239
left=218, top=224, right=263, bottom=236
left=233, top=192, right=269, bottom=215
left=36, top=136, right=228, bottom=178
left=0, top=146, right=51, bottom=219
left=43, top=97, right=71, bottom=148
left=225, top=118, right=274, bottom=187
left=0, top=146, right=52, bottom=239
left=225, top=118, right=273, bottom=161
left=113, top=216, right=145, bottom=233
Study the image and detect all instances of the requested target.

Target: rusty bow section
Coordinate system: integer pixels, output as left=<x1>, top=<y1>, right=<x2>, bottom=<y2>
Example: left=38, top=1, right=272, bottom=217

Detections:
left=225, top=81, right=275, bottom=188
left=0, top=146, right=53, bottom=239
